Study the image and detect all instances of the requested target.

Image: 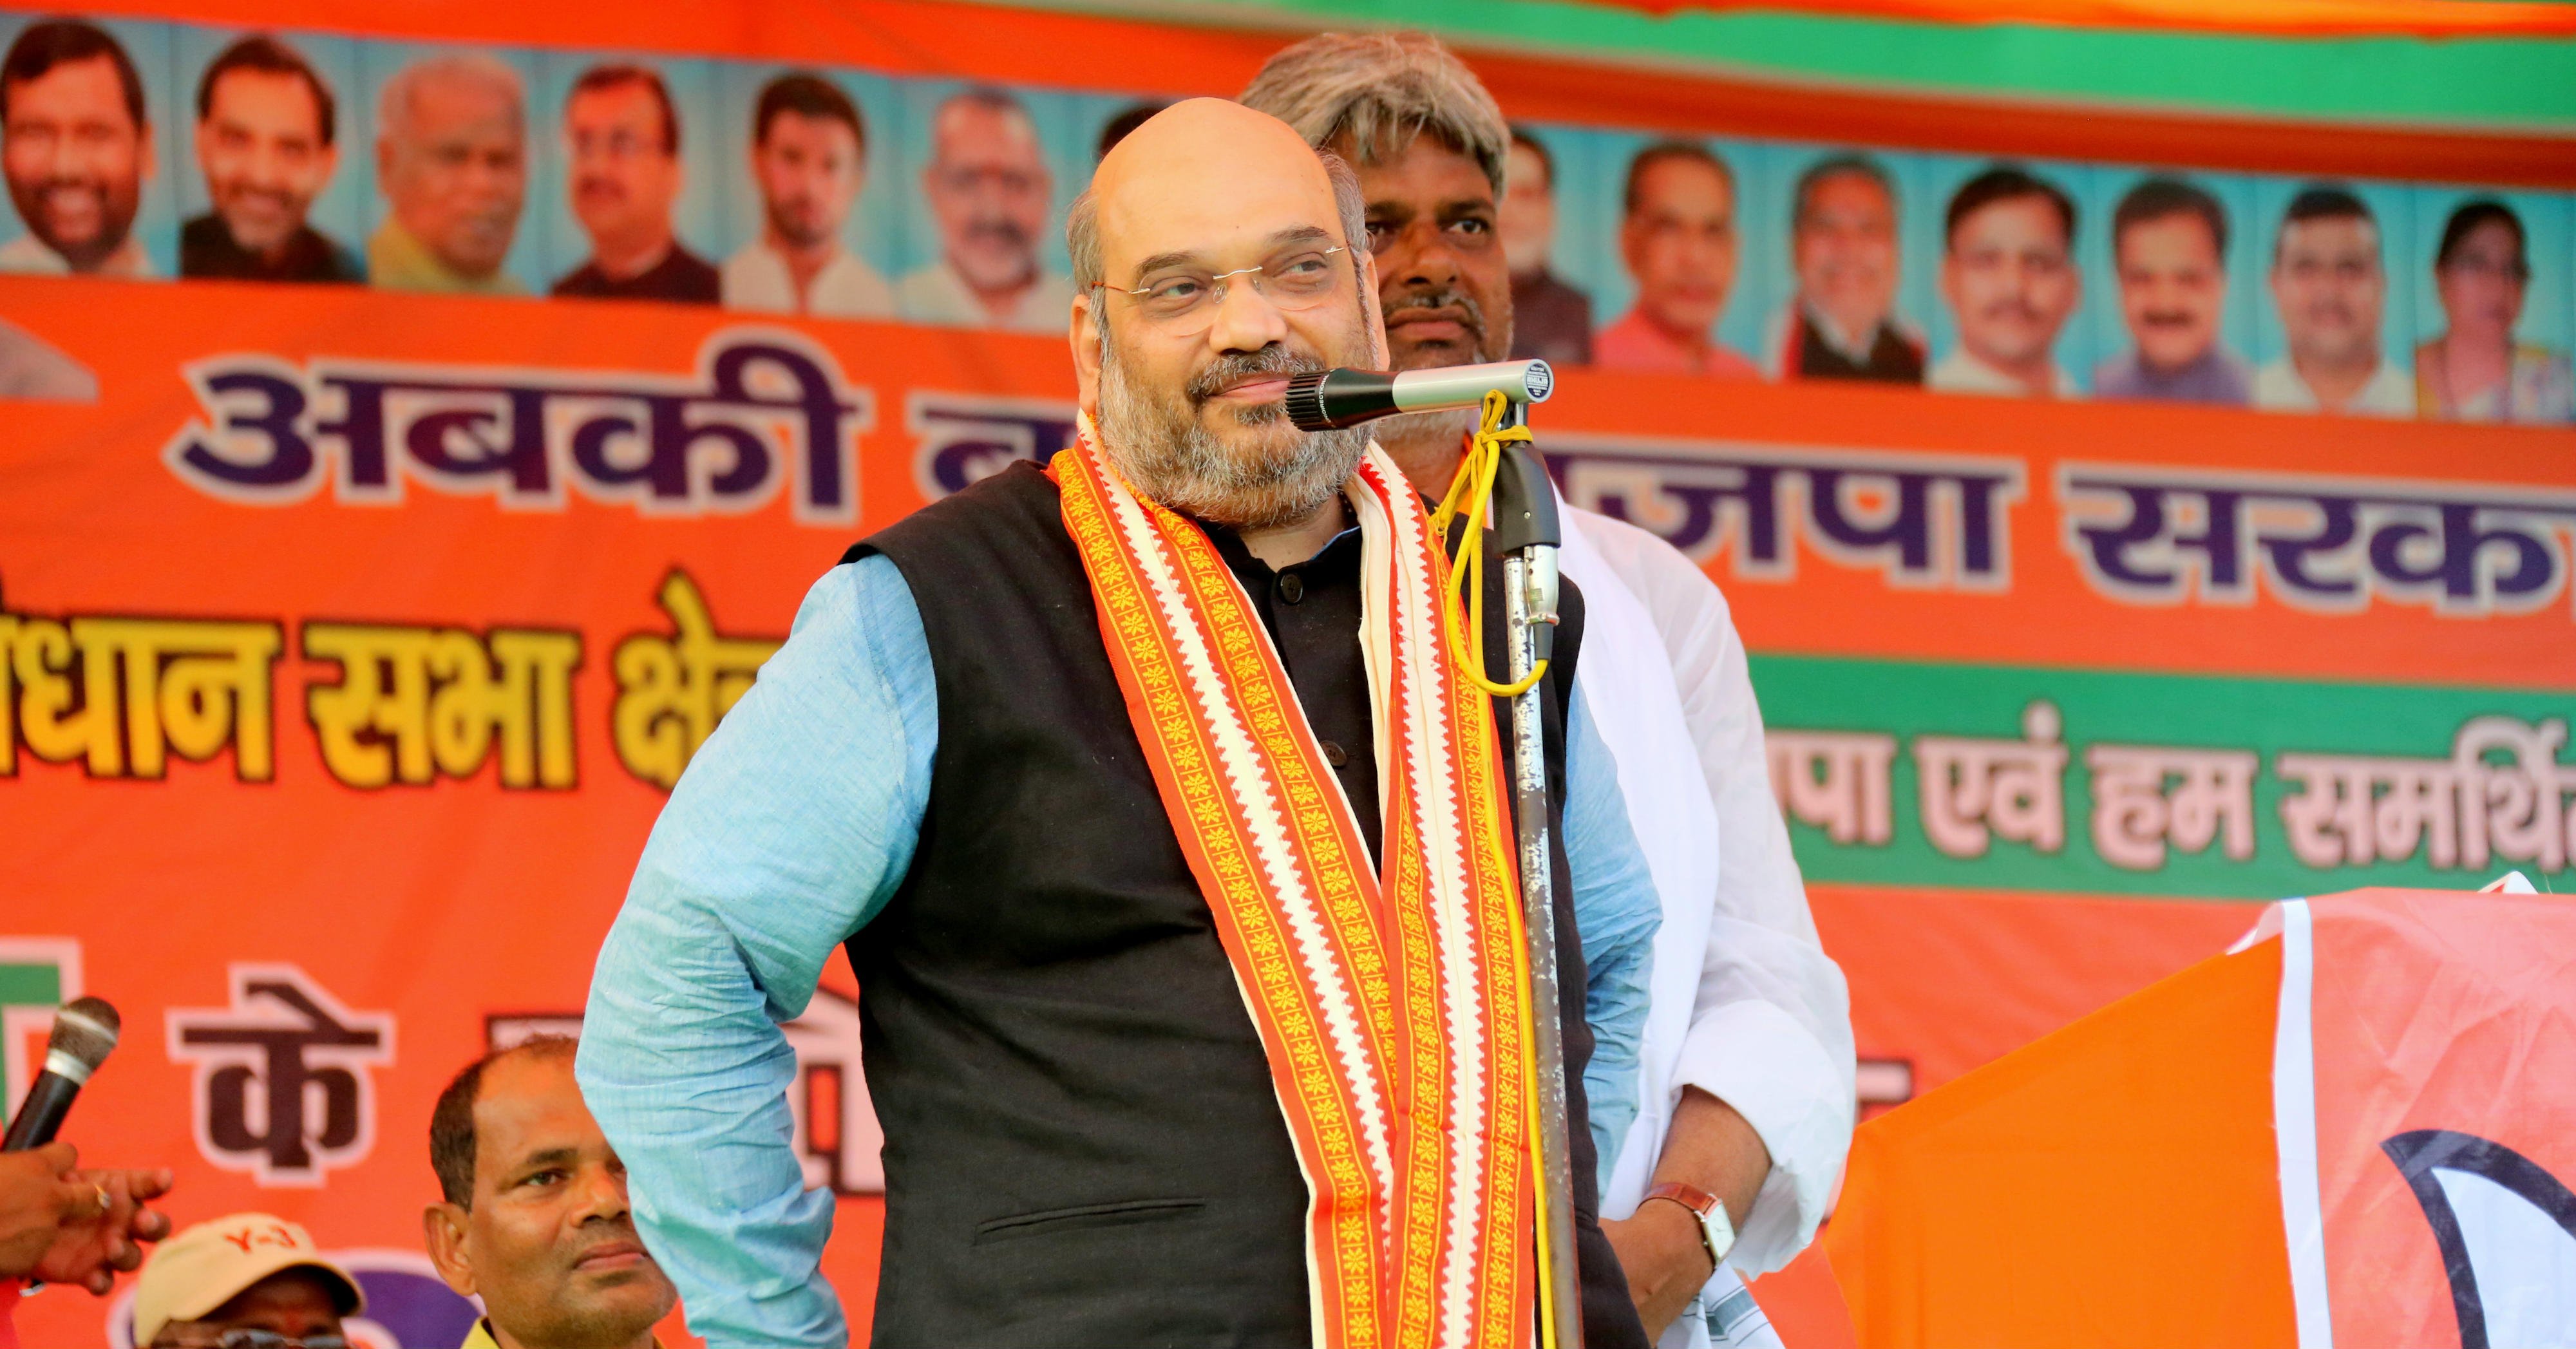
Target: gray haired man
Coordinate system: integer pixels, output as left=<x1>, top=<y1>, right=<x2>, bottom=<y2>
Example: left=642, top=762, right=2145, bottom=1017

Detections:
left=895, top=86, right=1075, bottom=332
left=368, top=52, right=527, bottom=294
left=1244, top=34, right=1855, bottom=1349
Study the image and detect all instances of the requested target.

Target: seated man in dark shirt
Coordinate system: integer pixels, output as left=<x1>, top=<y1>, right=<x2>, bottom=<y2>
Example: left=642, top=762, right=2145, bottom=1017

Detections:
left=180, top=34, right=361, bottom=283
left=550, top=63, right=716, bottom=303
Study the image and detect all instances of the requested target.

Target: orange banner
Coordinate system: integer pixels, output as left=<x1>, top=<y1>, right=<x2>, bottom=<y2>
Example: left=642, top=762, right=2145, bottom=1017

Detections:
left=6, top=269, right=2570, bottom=1344
left=3, top=1, right=2573, bottom=1343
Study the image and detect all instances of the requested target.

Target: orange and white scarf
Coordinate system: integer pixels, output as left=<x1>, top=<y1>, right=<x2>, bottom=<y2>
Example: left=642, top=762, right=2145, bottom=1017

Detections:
left=1052, top=417, right=1539, bottom=1349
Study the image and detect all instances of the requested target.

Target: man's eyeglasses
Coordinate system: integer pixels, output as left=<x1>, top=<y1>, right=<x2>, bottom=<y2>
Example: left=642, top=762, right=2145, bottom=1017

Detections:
left=931, top=164, right=1043, bottom=198
left=1094, top=246, right=1349, bottom=329
left=156, top=1330, right=349, bottom=1349
left=2282, top=258, right=2379, bottom=285
left=571, top=128, right=665, bottom=162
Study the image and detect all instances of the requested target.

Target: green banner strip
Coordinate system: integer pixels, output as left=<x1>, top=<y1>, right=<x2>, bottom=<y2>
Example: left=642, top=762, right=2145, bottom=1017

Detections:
left=1748, top=653, right=2576, bottom=900
left=1010, top=0, right=2576, bottom=133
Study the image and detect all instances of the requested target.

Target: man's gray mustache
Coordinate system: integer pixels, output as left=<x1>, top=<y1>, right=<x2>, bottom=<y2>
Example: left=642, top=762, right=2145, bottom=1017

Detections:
left=1186, top=345, right=1327, bottom=408
left=224, top=187, right=296, bottom=209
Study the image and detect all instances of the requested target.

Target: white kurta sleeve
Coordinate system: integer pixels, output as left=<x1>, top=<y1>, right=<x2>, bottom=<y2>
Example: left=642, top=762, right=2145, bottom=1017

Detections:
left=1574, top=510, right=1857, bottom=1276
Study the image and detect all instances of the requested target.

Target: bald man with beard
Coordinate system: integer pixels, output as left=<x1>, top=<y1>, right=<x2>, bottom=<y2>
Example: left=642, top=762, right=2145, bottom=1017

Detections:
left=578, top=98, right=1658, bottom=1349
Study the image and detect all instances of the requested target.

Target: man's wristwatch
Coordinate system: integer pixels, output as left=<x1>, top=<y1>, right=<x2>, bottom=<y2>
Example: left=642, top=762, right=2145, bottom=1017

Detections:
left=1642, top=1181, right=1736, bottom=1272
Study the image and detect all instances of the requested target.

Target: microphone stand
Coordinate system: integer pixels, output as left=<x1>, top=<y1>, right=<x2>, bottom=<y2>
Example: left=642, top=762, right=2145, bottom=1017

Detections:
left=1483, top=402, right=1584, bottom=1349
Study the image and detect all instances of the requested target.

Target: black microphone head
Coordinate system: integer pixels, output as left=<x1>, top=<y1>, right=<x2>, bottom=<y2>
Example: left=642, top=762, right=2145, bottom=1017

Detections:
left=1286, top=368, right=1401, bottom=432
left=49, top=997, right=119, bottom=1074
left=1284, top=370, right=1332, bottom=432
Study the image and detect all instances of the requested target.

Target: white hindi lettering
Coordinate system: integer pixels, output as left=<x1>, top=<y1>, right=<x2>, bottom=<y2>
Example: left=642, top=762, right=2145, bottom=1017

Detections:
left=2277, top=716, right=2576, bottom=874
left=2085, top=743, right=2260, bottom=871
left=1914, top=702, right=2068, bottom=859
left=1765, top=730, right=1897, bottom=845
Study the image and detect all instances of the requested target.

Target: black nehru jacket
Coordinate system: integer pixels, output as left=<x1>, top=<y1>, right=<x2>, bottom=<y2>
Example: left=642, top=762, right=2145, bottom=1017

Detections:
left=1510, top=268, right=1595, bottom=369
left=846, top=460, right=1647, bottom=1349
left=549, top=244, right=720, bottom=303
left=179, top=213, right=363, bottom=283
left=1791, top=307, right=1924, bottom=383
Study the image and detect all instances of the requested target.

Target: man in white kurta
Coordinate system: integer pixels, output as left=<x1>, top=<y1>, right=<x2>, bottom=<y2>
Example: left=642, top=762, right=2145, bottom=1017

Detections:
left=1242, top=32, right=1855, bottom=1348
left=723, top=239, right=893, bottom=317
left=1567, top=504, right=1855, bottom=1346
left=893, top=255, right=1075, bottom=334
left=895, top=86, right=1076, bottom=335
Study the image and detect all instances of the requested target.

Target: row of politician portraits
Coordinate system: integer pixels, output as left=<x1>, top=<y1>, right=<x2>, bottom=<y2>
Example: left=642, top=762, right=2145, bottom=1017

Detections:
left=3, top=12, right=2571, bottom=426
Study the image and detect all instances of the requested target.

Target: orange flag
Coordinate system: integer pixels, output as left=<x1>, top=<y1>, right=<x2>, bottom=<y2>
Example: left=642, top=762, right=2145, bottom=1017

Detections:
left=1827, top=887, right=2576, bottom=1349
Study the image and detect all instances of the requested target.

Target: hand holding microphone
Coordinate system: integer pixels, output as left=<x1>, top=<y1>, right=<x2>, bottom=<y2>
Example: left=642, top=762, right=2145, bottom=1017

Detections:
left=0, top=998, right=175, bottom=1294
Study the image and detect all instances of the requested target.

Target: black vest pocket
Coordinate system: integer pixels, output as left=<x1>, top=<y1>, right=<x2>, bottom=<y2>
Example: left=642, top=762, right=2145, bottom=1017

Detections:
left=971, top=1197, right=1208, bottom=1245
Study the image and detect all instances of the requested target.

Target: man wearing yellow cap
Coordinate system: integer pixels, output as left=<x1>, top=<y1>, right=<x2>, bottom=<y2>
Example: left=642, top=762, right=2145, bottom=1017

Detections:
left=131, top=1212, right=361, bottom=1349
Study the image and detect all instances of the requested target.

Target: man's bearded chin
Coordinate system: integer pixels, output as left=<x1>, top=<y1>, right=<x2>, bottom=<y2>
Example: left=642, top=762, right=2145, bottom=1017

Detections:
left=1097, top=331, right=1374, bottom=531
left=18, top=176, right=136, bottom=269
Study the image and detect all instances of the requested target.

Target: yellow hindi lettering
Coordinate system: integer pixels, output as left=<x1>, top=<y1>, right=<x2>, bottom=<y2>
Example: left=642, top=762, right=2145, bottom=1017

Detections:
left=12, top=614, right=120, bottom=774
left=305, top=624, right=437, bottom=788
left=611, top=571, right=781, bottom=791
left=0, top=587, right=280, bottom=782
left=305, top=621, right=583, bottom=789
left=0, top=612, right=12, bottom=775
left=490, top=630, right=582, bottom=789
left=77, top=618, right=284, bottom=781
left=426, top=628, right=504, bottom=780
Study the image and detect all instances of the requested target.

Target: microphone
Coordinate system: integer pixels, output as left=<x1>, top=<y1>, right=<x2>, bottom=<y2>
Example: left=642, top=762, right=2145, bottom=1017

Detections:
left=2, top=997, right=119, bottom=1152
left=1285, top=358, right=1553, bottom=431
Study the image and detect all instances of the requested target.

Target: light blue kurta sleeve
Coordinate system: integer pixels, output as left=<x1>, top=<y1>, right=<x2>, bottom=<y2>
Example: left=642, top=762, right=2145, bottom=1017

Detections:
left=576, top=557, right=936, bottom=1349
left=1561, top=681, right=1663, bottom=1193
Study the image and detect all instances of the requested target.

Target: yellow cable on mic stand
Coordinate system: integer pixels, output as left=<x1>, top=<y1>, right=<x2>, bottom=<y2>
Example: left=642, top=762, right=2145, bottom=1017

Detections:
left=1429, top=391, right=1547, bottom=699
left=1431, top=390, right=1566, bottom=1349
